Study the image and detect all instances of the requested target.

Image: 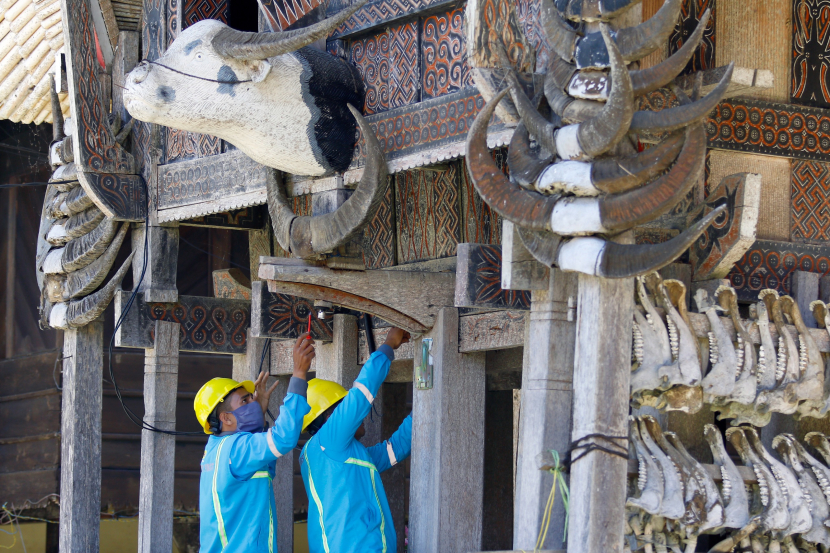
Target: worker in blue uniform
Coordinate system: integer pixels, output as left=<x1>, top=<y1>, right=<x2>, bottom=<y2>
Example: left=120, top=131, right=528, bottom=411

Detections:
left=194, top=332, right=315, bottom=553
left=301, top=327, right=413, bottom=553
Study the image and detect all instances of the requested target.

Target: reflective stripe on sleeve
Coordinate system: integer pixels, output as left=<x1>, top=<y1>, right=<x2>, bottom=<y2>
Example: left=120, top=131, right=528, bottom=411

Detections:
left=386, top=441, right=397, bottom=466
left=212, top=437, right=230, bottom=550
left=354, top=382, right=374, bottom=403
left=266, top=430, right=282, bottom=458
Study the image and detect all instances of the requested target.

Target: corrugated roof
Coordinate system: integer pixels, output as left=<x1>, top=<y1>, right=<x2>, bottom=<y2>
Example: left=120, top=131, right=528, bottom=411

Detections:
left=0, top=0, right=68, bottom=124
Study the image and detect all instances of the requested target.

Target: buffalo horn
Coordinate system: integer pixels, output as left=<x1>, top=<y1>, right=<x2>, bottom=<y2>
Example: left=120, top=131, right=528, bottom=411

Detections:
left=65, top=223, right=129, bottom=299
left=213, top=0, right=367, bottom=61
left=576, top=24, right=633, bottom=158
left=466, top=89, right=560, bottom=231
left=506, top=71, right=561, bottom=156
left=61, top=218, right=119, bottom=273
left=65, top=184, right=93, bottom=215
left=508, top=122, right=555, bottom=187
left=598, top=124, right=705, bottom=231
left=631, top=63, right=733, bottom=133
left=49, top=163, right=79, bottom=192
left=64, top=253, right=135, bottom=328
left=50, top=75, right=64, bottom=142
left=540, top=0, right=579, bottom=63
left=518, top=227, right=562, bottom=267
left=630, top=10, right=710, bottom=96
left=597, top=205, right=726, bottom=278
left=64, top=206, right=105, bottom=240
left=591, top=131, right=684, bottom=193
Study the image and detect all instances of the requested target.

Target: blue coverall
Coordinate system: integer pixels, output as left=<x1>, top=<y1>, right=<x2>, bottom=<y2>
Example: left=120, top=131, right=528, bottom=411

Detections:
left=301, top=345, right=413, bottom=553
left=199, top=380, right=310, bottom=553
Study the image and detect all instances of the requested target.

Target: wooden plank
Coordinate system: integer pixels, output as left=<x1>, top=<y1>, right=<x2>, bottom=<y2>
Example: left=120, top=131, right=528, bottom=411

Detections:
left=315, top=314, right=360, bottom=386
left=250, top=281, right=333, bottom=342
left=568, top=272, right=633, bottom=553
left=690, top=172, right=761, bottom=280
left=181, top=207, right=267, bottom=230
left=132, top=224, right=179, bottom=303
left=792, top=270, right=820, bottom=328
left=259, top=258, right=456, bottom=331
left=455, top=244, right=531, bottom=310
left=514, top=270, right=578, bottom=549
left=0, top=435, right=60, bottom=473
left=138, top=321, right=179, bottom=553
left=716, top=0, right=791, bottom=102
left=458, top=310, right=527, bottom=353
left=793, top=0, right=830, bottom=108
left=4, top=188, right=14, bottom=358
left=329, top=0, right=455, bottom=39
left=501, top=220, right=549, bottom=291
left=676, top=66, right=774, bottom=99
left=112, top=31, right=139, bottom=126
left=156, top=150, right=274, bottom=222
left=791, top=160, right=830, bottom=242
left=213, top=268, right=252, bottom=300
left=409, top=308, right=486, bottom=552
left=59, top=321, right=104, bottom=552
left=0, top=468, right=60, bottom=509
left=707, top=151, right=791, bottom=241
left=114, top=291, right=250, bottom=354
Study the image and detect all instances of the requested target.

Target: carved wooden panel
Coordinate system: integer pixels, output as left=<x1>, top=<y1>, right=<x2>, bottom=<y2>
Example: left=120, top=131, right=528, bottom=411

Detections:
left=792, top=160, right=830, bottom=241
left=515, top=0, right=550, bottom=72
left=182, top=207, right=267, bottom=229
left=166, top=130, right=222, bottom=163
left=331, top=0, right=454, bottom=38
left=706, top=98, right=830, bottom=162
left=395, top=164, right=461, bottom=263
left=350, top=31, right=389, bottom=114
left=669, top=0, right=716, bottom=74
left=258, top=0, right=322, bottom=31
left=455, top=244, right=530, bottom=310
left=727, top=239, right=830, bottom=300
left=388, top=21, right=420, bottom=109
left=461, top=154, right=502, bottom=245
left=361, top=180, right=397, bottom=268
left=466, top=0, right=534, bottom=72
left=115, top=292, right=250, bottom=353
left=421, top=7, right=473, bottom=99
left=792, top=0, right=830, bottom=109
left=251, top=282, right=334, bottom=341
left=183, top=0, right=228, bottom=26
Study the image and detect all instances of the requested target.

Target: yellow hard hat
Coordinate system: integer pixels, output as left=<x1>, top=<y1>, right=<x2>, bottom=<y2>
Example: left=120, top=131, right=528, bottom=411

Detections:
left=302, top=379, right=348, bottom=432
left=194, top=378, right=255, bottom=434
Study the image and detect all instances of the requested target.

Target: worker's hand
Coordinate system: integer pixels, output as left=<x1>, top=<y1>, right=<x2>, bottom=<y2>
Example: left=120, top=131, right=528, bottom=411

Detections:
left=293, top=332, right=315, bottom=379
left=383, top=327, right=410, bottom=350
left=253, top=370, right=279, bottom=415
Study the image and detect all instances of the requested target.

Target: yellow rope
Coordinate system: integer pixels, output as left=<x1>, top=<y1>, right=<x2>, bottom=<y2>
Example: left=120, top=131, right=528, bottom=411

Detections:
left=534, top=450, right=570, bottom=552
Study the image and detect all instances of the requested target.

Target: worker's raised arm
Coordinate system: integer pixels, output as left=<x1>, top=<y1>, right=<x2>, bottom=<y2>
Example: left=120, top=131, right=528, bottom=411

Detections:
left=318, top=328, right=410, bottom=452
left=229, top=333, right=315, bottom=479
left=367, top=413, right=412, bottom=472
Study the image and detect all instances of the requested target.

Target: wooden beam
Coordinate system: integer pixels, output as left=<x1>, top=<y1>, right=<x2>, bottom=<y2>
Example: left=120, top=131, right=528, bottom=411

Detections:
left=315, top=314, right=360, bottom=386
left=675, top=66, right=774, bottom=99
left=59, top=321, right=104, bottom=552
left=409, top=308, right=486, bottom=552
left=455, top=244, right=531, bottom=310
left=690, top=173, right=761, bottom=281
left=114, top=291, right=250, bottom=354
left=259, top=258, right=456, bottom=332
left=501, top=220, right=549, bottom=292
left=138, top=320, right=179, bottom=553
left=514, top=270, right=577, bottom=550
left=458, top=310, right=527, bottom=353
left=567, top=272, right=634, bottom=553
left=250, top=281, right=333, bottom=342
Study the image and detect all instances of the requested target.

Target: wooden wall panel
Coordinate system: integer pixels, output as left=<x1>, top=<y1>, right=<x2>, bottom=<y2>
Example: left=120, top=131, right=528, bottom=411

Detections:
left=716, top=0, right=791, bottom=102
left=792, top=0, right=830, bottom=108
left=791, top=160, right=830, bottom=241
left=708, top=150, right=792, bottom=241
left=461, top=154, right=503, bottom=245
left=362, top=180, right=397, bottom=268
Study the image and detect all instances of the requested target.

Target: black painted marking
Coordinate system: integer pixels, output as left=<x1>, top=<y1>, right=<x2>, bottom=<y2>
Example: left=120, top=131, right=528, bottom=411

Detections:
left=217, top=65, right=239, bottom=96
left=183, top=39, right=201, bottom=55
left=157, top=85, right=176, bottom=102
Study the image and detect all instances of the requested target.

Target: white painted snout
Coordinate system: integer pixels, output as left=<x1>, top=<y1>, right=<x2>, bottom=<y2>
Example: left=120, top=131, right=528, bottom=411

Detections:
left=129, top=61, right=150, bottom=84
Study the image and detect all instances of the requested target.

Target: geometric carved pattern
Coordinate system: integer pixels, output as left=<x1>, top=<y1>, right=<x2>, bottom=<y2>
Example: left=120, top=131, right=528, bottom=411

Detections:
left=388, top=21, right=420, bottom=109
left=184, top=0, right=228, bottom=27
left=253, top=285, right=334, bottom=341
left=259, top=0, right=323, bottom=31
left=395, top=163, right=461, bottom=263
left=706, top=98, right=830, bottom=162
left=467, top=0, right=534, bottom=72
left=461, top=154, right=502, bottom=244
left=166, top=129, right=222, bottom=163
left=792, top=0, right=830, bottom=109
left=422, top=8, right=473, bottom=99
left=727, top=239, right=830, bottom=300
left=792, top=160, right=830, bottom=241
left=456, top=244, right=530, bottom=310
left=332, top=0, right=449, bottom=38
left=668, top=0, right=716, bottom=75
left=515, top=0, right=549, bottom=72
left=361, top=180, right=397, bottom=268
left=351, top=32, right=390, bottom=114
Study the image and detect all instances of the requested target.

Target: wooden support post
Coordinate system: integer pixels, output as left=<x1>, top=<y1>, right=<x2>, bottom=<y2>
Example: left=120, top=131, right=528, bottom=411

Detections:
left=409, top=307, right=486, bottom=553
left=138, top=320, right=179, bottom=553
left=112, top=31, right=139, bottom=125
left=792, top=270, right=820, bottom=328
left=132, top=223, right=179, bottom=303
left=59, top=321, right=104, bottom=553
left=316, top=314, right=360, bottom=386
left=567, top=274, right=634, bottom=553
left=513, top=270, right=577, bottom=550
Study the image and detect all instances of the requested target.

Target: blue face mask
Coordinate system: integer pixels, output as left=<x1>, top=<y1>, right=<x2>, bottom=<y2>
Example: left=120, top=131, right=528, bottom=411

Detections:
left=230, top=401, right=265, bottom=433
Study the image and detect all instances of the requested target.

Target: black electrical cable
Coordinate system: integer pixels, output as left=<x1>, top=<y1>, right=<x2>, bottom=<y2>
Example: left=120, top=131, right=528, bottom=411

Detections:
left=0, top=179, right=78, bottom=189
left=107, top=177, right=204, bottom=436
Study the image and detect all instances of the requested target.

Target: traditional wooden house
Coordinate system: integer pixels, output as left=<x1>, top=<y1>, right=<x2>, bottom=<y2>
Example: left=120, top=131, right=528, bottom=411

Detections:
left=11, top=0, right=830, bottom=551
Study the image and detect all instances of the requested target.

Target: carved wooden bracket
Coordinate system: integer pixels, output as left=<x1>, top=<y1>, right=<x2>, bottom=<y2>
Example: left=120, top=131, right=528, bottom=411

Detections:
left=257, top=257, right=456, bottom=334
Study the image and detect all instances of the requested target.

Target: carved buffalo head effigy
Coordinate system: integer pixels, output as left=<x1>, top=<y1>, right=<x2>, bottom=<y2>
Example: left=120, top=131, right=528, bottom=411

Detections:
left=465, top=0, right=730, bottom=278
left=123, top=0, right=367, bottom=177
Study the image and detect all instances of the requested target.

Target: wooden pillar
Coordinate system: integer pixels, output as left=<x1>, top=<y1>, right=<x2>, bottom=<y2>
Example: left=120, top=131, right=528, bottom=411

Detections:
left=59, top=321, right=104, bottom=553
left=792, top=270, right=820, bottom=328
left=409, top=307, right=486, bottom=553
left=513, top=269, right=577, bottom=549
left=132, top=223, right=179, bottom=303
left=138, top=320, right=180, bottom=553
left=112, top=31, right=139, bottom=125
left=316, top=314, right=359, bottom=386
left=567, top=274, right=634, bottom=553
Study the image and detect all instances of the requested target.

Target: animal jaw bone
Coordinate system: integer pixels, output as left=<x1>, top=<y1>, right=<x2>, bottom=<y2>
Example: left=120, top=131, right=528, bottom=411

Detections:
left=778, top=296, right=824, bottom=405
left=755, top=290, right=800, bottom=415
left=656, top=278, right=701, bottom=388
left=694, top=289, right=738, bottom=403
left=665, top=430, right=724, bottom=533
left=704, top=424, right=750, bottom=530
left=636, top=417, right=686, bottom=520
left=631, top=276, right=678, bottom=394
left=627, top=416, right=665, bottom=516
